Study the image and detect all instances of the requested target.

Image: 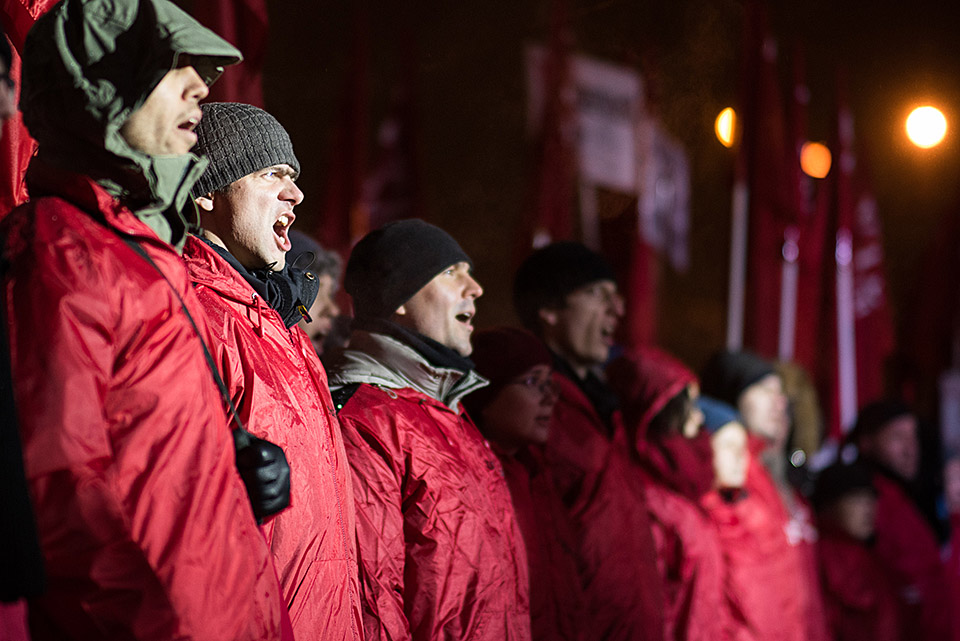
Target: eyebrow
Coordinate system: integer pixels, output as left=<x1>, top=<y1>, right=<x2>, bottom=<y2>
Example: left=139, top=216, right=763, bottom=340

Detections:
left=264, top=165, right=299, bottom=180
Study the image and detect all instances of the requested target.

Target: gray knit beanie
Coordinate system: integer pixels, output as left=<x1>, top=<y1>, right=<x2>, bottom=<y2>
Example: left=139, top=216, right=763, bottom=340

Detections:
left=191, top=102, right=300, bottom=196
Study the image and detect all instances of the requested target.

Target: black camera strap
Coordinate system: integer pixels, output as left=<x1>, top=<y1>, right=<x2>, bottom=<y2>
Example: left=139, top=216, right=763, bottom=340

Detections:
left=119, top=236, right=253, bottom=450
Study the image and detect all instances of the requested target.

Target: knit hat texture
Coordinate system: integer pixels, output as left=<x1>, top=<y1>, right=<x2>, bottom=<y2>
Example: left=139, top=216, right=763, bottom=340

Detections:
left=345, top=219, right=472, bottom=319
left=463, top=327, right=552, bottom=418
left=513, top=241, right=617, bottom=330
left=699, top=350, right=776, bottom=407
left=697, top=396, right=742, bottom=434
left=192, top=102, right=299, bottom=196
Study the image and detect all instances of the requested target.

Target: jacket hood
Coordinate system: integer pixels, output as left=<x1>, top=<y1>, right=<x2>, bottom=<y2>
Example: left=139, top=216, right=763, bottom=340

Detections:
left=20, top=0, right=241, bottom=248
left=328, top=330, right=488, bottom=412
left=606, top=346, right=696, bottom=447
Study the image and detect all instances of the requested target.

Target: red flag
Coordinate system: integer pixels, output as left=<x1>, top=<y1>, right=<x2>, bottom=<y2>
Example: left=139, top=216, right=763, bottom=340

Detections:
left=520, top=0, right=576, bottom=256
left=737, top=0, right=797, bottom=360
left=191, top=0, right=268, bottom=107
left=783, top=43, right=830, bottom=376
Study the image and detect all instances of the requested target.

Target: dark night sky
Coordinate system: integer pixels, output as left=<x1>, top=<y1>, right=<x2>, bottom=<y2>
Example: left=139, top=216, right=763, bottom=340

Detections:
left=253, top=1, right=960, bottom=371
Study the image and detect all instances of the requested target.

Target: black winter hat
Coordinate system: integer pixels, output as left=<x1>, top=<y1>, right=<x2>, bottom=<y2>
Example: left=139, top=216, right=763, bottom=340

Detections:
left=345, top=219, right=472, bottom=319
left=192, top=102, right=299, bottom=196
left=812, top=459, right=876, bottom=511
left=513, top=241, right=617, bottom=330
left=847, top=399, right=913, bottom=445
left=699, top=350, right=776, bottom=407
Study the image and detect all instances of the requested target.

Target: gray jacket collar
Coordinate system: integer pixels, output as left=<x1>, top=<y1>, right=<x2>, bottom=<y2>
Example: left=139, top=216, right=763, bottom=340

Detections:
left=328, top=329, right=488, bottom=412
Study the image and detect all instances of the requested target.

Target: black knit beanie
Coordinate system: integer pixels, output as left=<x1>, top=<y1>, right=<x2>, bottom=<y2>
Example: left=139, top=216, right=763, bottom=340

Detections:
left=847, top=399, right=913, bottom=445
left=345, top=219, right=472, bottom=319
left=699, top=349, right=776, bottom=407
left=513, top=241, right=617, bottom=330
left=191, top=102, right=299, bottom=196
left=812, top=459, right=876, bottom=511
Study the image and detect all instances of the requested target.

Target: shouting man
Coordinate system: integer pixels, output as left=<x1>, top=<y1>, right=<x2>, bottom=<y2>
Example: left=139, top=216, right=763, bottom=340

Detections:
left=184, top=102, right=363, bottom=640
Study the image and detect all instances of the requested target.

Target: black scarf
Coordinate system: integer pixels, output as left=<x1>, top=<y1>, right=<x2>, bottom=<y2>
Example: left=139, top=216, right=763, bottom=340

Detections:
left=552, top=351, right=621, bottom=434
left=352, top=317, right=475, bottom=374
left=200, top=237, right=319, bottom=329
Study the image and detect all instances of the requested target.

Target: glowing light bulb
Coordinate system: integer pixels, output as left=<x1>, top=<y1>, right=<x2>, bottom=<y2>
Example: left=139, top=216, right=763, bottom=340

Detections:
left=800, top=142, right=832, bottom=178
left=715, top=107, right=736, bottom=148
left=906, top=106, right=947, bottom=148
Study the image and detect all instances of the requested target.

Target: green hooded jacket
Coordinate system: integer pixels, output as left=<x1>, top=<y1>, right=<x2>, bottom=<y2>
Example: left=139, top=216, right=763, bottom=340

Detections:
left=19, top=0, right=241, bottom=249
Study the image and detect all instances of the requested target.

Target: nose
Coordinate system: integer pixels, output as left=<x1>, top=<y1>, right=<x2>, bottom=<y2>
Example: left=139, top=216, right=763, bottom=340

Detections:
left=185, top=66, right=209, bottom=102
left=609, top=291, right=625, bottom=318
left=465, top=274, right=483, bottom=299
left=281, top=179, right=304, bottom=206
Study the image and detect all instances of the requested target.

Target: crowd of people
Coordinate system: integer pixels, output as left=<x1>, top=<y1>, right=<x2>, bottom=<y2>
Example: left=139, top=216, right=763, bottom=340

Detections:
left=2, top=1, right=960, bottom=640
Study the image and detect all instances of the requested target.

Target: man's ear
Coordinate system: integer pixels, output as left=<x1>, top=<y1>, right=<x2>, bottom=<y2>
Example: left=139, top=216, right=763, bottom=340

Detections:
left=394, top=304, right=407, bottom=317
left=538, top=307, right=559, bottom=328
left=195, top=194, right=215, bottom=212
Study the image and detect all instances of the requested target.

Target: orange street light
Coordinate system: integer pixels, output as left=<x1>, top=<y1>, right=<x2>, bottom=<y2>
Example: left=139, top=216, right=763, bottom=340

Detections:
left=715, top=107, right=736, bottom=148
left=800, top=141, right=832, bottom=178
left=906, top=106, right=947, bottom=148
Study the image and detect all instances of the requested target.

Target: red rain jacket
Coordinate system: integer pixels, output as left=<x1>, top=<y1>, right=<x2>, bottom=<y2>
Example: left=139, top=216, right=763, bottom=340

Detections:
left=498, top=446, right=587, bottom=641
left=546, top=371, right=666, bottom=641
left=182, top=237, right=363, bottom=640
left=872, top=472, right=952, bottom=640
left=607, top=348, right=728, bottom=641
left=703, top=444, right=825, bottom=641
left=2, top=164, right=285, bottom=640
left=817, top=529, right=899, bottom=641
left=332, top=331, right=531, bottom=641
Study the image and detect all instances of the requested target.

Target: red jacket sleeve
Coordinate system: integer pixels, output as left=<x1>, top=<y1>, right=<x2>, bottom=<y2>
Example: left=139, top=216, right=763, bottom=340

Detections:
left=339, top=399, right=413, bottom=641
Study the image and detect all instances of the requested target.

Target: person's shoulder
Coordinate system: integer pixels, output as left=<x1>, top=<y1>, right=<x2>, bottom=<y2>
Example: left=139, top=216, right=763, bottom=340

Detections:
left=338, top=383, right=423, bottom=417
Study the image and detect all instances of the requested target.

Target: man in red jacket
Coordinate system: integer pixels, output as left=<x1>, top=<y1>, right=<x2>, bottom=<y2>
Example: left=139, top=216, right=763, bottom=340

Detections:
left=0, top=2, right=288, bottom=639
left=328, top=219, right=531, bottom=641
left=849, top=400, right=952, bottom=640
left=513, top=242, right=666, bottom=641
left=185, top=102, right=363, bottom=640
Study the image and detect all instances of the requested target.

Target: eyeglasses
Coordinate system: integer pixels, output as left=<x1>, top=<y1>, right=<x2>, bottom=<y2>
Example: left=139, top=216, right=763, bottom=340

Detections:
left=510, top=373, right=559, bottom=398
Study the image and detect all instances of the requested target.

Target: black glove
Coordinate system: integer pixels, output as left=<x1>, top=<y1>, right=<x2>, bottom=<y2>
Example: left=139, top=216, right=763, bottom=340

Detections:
left=234, top=432, right=291, bottom=523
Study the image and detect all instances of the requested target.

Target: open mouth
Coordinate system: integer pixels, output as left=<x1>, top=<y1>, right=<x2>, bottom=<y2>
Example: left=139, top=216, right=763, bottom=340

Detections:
left=273, top=213, right=294, bottom=251
left=455, top=311, right=474, bottom=327
left=178, top=112, right=201, bottom=134
left=600, top=326, right=615, bottom=345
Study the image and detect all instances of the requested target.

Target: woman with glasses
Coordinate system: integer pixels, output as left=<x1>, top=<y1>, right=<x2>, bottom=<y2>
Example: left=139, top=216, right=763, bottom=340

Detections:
left=465, top=326, right=586, bottom=641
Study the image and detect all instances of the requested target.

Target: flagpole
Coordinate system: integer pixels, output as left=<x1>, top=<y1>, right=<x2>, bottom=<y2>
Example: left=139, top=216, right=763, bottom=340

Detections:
left=726, top=179, right=749, bottom=350
left=836, top=228, right=858, bottom=433
left=778, top=227, right=800, bottom=361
